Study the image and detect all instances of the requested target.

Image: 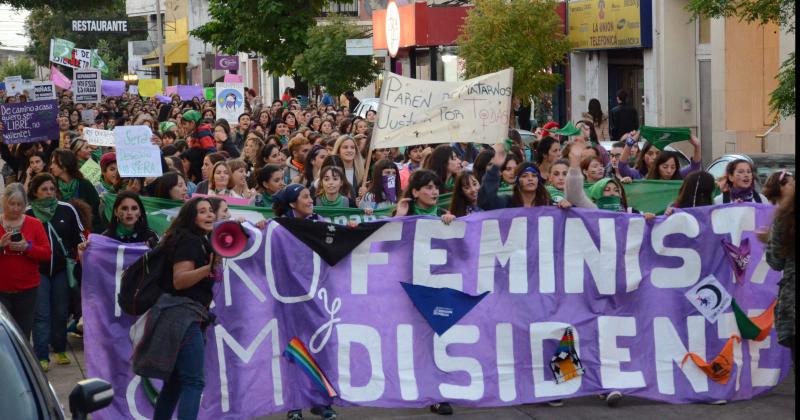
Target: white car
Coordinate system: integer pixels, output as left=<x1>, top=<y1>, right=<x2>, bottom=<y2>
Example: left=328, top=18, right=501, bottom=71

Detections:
left=352, top=98, right=380, bottom=119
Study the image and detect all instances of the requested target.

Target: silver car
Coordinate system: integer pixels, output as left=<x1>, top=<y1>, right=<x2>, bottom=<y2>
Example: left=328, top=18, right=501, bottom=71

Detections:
left=706, top=153, right=795, bottom=192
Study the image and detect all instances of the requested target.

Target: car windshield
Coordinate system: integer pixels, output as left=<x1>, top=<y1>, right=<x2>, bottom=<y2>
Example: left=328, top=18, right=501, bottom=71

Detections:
left=752, top=158, right=795, bottom=187
left=0, top=325, right=40, bottom=419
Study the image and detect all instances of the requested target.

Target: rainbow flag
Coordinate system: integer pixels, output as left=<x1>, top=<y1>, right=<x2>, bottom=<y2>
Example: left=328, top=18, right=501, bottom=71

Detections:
left=283, top=337, right=338, bottom=398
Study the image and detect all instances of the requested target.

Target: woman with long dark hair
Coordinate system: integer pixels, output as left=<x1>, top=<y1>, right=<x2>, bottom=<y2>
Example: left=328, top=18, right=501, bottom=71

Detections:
left=479, top=145, right=564, bottom=210
left=713, top=159, right=768, bottom=204
left=583, top=98, right=610, bottom=142
left=423, top=144, right=462, bottom=193
left=50, top=149, right=102, bottom=232
left=448, top=171, right=482, bottom=217
left=79, top=192, right=158, bottom=253
left=360, top=159, right=400, bottom=213
left=535, top=136, right=561, bottom=182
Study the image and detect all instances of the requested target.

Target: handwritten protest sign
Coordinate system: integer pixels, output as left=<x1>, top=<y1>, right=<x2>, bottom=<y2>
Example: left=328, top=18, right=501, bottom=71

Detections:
left=84, top=127, right=115, bottom=146
left=215, top=82, right=245, bottom=123
left=113, top=125, right=153, bottom=147
left=0, top=100, right=59, bottom=144
left=73, top=69, right=101, bottom=103
left=4, top=76, right=24, bottom=96
left=371, top=68, right=513, bottom=148
left=31, top=82, right=56, bottom=101
left=116, top=146, right=162, bottom=177
left=80, top=158, right=102, bottom=185
left=49, top=38, right=93, bottom=69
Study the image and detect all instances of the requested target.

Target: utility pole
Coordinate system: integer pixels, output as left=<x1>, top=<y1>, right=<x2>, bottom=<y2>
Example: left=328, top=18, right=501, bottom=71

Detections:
left=155, top=0, right=165, bottom=88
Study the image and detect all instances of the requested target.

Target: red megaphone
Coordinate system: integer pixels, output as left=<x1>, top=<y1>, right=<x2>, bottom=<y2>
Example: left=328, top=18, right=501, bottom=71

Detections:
left=211, top=221, right=253, bottom=258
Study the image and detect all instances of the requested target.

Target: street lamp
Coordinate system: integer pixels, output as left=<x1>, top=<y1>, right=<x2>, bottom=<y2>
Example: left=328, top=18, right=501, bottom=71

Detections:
left=123, top=74, right=139, bottom=84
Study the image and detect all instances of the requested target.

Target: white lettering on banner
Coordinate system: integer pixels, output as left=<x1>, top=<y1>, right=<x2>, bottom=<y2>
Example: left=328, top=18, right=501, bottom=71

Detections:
left=350, top=222, right=403, bottom=294
left=337, top=324, right=385, bottom=402
left=215, top=319, right=283, bottom=412
left=624, top=218, right=645, bottom=292
left=125, top=376, right=151, bottom=420
left=264, top=222, right=319, bottom=303
left=412, top=219, right=466, bottom=290
left=371, top=69, right=514, bottom=148
left=72, top=69, right=100, bottom=103
left=477, top=217, right=528, bottom=294
left=716, top=313, right=744, bottom=390
left=650, top=213, right=701, bottom=288
left=537, top=216, right=556, bottom=293
left=564, top=218, right=617, bottom=294
left=496, top=323, right=517, bottom=402
left=223, top=222, right=266, bottom=305
left=654, top=316, right=708, bottom=395
left=113, top=246, right=127, bottom=317
left=434, top=325, right=484, bottom=400
left=711, top=206, right=755, bottom=246
left=747, top=308, right=781, bottom=387
left=396, top=324, right=419, bottom=400
left=530, top=322, right=582, bottom=397
left=598, top=316, right=646, bottom=389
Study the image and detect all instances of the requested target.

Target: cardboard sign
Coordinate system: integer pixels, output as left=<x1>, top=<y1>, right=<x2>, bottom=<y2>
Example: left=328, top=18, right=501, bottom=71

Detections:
left=116, top=146, right=163, bottom=177
left=0, top=100, right=59, bottom=144
left=31, top=82, right=56, bottom=101
left=84, top=127, right=115, bottom=147
left=80, top=158, right=102, bottom=185
left=73, top=69, right=101, bottom=103
left=113, top=125, right=153, bottom=147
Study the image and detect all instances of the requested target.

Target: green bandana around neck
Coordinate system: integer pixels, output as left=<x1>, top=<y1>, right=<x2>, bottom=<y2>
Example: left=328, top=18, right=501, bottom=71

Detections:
left=91, top=148, right=103, bottom=162
left=546, top=185, right=565, bottom=202
left=58, top=178, right=79, bottom=201
left=100, top=178, right=116, bottom=193
left=413, top=203, right=439, bottom=216
left=596, top=195, right=623, bottom=211
left=115, top=223, right=135, bottom=239
left=319, top=194, right=347, bottom=207
left=30, top=197, right=58, bottom=223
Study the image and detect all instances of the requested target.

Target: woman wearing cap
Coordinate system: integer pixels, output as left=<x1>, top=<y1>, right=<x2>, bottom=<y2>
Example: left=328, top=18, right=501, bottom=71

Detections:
left=96, top=152, right=119, bottom=194
left=478, top=144, right=570, bottom=210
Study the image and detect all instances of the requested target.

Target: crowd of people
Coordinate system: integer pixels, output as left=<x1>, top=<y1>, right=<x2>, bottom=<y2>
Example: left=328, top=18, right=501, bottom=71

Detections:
left=0, top=85, right=795, bottom=420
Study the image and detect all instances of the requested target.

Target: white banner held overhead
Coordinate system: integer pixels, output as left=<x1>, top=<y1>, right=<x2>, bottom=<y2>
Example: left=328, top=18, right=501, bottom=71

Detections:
left=371, top=68, right=514, bottom=148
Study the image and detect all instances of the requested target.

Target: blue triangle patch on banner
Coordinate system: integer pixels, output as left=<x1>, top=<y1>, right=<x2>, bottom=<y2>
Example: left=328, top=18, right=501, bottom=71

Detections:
left=400, top=282, right=490, bottom=336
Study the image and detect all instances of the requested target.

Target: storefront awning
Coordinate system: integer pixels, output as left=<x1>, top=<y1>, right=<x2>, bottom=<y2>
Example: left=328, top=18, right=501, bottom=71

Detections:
left=141, top=40, right=188, bottom=66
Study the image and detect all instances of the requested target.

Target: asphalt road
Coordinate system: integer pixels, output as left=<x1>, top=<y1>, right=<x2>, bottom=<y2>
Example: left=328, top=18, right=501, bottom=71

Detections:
left=49, top=335, right=795, bottom=420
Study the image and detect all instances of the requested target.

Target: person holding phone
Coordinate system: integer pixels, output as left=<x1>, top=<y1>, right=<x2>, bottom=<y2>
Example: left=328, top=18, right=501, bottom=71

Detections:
left=0, top=183, right=51, bottom=340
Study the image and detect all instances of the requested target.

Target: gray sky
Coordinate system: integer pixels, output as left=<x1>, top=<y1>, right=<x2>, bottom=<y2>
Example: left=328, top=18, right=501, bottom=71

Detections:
left=0, top=6, right=29, bottom=51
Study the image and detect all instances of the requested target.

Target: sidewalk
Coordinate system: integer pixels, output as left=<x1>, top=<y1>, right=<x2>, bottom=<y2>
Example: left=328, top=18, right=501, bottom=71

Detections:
left=49, top=337, right=795, bottom=420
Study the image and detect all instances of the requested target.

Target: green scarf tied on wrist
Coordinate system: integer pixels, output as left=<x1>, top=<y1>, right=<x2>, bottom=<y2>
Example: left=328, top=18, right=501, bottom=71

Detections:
left=58, top=178, right=79, bottom=201
left=30, top=198, right=58, bottom=223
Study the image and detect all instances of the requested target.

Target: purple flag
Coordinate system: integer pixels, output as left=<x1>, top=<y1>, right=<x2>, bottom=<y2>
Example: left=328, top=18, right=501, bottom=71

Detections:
left=177, top=85, right=204, bottom=101
left=721, top=238, right=751, bottom=284
left=0, top=100, right=59, bottom=144
left=82, top=205, right=791, bottom=420
left=101, top=80, right=126, bottom=97
left=164, top=85, right=177, bottom=95
left=214, top=55, right=239, bottom=71
left=155, top=94, right=172, bottom=103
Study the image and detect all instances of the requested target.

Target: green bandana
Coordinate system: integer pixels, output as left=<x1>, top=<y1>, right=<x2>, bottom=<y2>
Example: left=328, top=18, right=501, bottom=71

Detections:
left=260, top=192, right=273, bottom=206
left=445, top=176, right=455, bottom=191
left=546, top=185, right=565, bottom=202
left=318, top=194, right=348, bottom=207
left=500, top=180, right=511, bottom=189
left=30, top=198, right=58, bottom=223
left=412, top=203, right=439, bottom=216
left=100, top=178, right=116, bottom=193
left=58, top=178, right=79, bottom=201
left=90, top=148, right=103, bottom=162
left=596, top=195, right=623, bottom=211
left=115, top=223, right=135, bottom=239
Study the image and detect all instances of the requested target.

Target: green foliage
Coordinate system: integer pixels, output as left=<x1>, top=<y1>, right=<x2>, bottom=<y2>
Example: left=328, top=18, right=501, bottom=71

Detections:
left=0, top=0, right=106, bottom=8
left=456, top=0, right=571, bottom=105
left=769, top=52, right=795, bottom=118
left=192, top=0, right=346, bottom=76
left=292, top=17, right=380, bottom=97
left=94, top=39, right=123, bottom=79
left=0, top=57, right=36, bottom=79
left=23, top=0, right=137, bottom=78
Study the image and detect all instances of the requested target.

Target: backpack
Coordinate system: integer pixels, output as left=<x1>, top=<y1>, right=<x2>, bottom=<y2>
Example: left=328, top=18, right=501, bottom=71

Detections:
left=118, top=244, right=169, bottom=316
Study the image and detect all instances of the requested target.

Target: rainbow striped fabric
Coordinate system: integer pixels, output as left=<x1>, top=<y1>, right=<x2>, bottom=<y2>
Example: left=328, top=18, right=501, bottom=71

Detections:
left=283, top=337, right=338, bottom=398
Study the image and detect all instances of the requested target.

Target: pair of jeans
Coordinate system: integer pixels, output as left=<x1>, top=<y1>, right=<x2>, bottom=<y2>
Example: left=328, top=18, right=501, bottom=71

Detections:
left=153, top=322, right=205, bottom=420
left=33, top=271, right=68, bottom=361
left=0, top=287, right=38, bottom=341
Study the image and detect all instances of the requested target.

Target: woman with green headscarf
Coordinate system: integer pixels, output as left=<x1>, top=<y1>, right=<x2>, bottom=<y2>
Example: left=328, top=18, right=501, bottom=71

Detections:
left=49, top=149, right=104, bottom=233
left=25, top=173, right=86, bottom=372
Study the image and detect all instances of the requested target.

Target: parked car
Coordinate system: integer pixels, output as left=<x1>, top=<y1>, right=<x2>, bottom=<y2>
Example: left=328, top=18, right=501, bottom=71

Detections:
left=352, top=97, right=380, bottom=119
left=0, top=304, right=113, bottom=419
left=706, top=153, right=795, bottom=192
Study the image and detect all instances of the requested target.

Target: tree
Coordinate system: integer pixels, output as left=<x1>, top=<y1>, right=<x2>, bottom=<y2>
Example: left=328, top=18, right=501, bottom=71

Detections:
left=23, top=0, right=138, bottom=78
left=292, top=17, right=380, bottom=97
left=686, top=0, right=795, bottom=117
left=94, top=39, right=124, bottom=79
left=0, top=57, right=36, bottom=79
left=192, top=0, right=346, bottom=76
left=456, top=0, right=571, bottom=105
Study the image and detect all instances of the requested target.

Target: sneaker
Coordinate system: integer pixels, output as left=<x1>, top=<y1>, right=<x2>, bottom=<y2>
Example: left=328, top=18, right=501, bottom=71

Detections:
left=310, top=406, right=336, bottom=419
left=709, top=400, right=728, bottom=405
left=287, top=409, right=303, bottom=420
left=54, top=352, right=71, bottom=365
left=547, top=399, right=564, bottom=407
left=39, top=360, right=49, bottom=372
left=605, top=390, right=623, bottom=407
left=430, top=402, right=453, bottom=415
left=67, top=320, right=83, bottom=339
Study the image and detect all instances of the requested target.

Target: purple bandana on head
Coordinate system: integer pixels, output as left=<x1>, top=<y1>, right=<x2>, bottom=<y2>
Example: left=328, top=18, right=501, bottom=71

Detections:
left=722, top=238, right=751, bottom=284
left=382, top=175, right=397, bottom=203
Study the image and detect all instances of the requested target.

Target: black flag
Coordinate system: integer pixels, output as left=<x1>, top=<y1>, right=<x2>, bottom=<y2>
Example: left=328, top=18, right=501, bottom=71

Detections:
left=272, top=218, right=388, bottom=266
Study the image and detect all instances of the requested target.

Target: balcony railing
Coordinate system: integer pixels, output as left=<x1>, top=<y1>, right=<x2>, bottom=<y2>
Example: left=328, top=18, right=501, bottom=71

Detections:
left=321, top=1, right=359, bottom=17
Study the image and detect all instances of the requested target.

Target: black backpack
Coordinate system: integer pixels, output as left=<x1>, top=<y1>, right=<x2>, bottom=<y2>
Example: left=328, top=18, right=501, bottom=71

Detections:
left=118, top=244, right=169, bottom=316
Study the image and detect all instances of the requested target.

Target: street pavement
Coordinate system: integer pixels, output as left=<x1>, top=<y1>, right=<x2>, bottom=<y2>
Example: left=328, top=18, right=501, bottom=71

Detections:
left=50, top=334, right=795, bottom=420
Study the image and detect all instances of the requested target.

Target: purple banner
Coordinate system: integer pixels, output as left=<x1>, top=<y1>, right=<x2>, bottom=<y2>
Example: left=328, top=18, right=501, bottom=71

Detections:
left=101, top=80, right=126, bottom=97
left=177, top=84, right=204, bottom=101
left=155, top=94, right=171, bottom=104
left=0, top=99, right=59, bottom=144
left=82, top=204, right=791, bottom=420
left=214, top=54, right=239, bottom=71
left=164, top=85, right=177, bottom=96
